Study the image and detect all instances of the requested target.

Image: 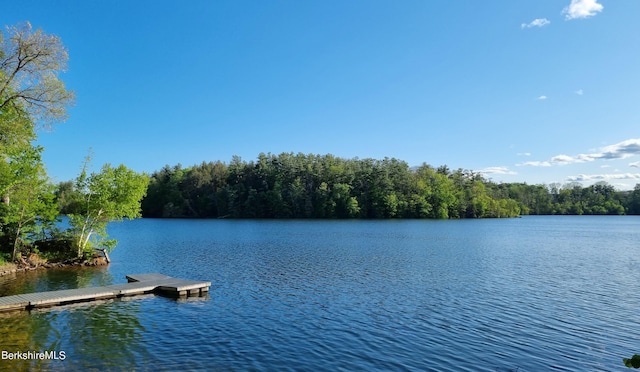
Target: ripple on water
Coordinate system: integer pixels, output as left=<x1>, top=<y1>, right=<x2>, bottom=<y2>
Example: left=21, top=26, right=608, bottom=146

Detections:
left=2, top=217, right=640, bottom=371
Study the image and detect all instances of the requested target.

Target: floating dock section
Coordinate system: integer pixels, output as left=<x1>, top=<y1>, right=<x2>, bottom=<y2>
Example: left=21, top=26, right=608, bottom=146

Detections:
left=0, top=273, right=210, bottom=312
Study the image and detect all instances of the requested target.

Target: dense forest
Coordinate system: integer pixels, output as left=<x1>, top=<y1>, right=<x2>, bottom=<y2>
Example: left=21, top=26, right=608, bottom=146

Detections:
left=62, top=152, right=639, bottom=220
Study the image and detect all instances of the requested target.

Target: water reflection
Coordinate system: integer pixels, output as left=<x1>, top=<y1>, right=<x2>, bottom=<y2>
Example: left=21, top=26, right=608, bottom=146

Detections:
left=0, top=311, right=55, bottom=371
left=60, top=300, right=149, bottom=371
left=0, top=266, right=112, bottom=297
left=0, top=297, right=149, bottom=372
left=0, top=266, right=148, bottom=371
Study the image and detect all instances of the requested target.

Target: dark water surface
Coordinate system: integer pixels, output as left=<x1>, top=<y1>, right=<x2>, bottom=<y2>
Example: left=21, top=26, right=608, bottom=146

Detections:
left=1, top=216, right=640, bottom=371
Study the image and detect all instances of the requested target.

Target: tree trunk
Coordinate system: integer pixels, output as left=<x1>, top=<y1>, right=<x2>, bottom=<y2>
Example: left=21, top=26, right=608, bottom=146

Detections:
left=12, top=226, right=21, bottom=262
left=12, top=205, right=28, bottom=261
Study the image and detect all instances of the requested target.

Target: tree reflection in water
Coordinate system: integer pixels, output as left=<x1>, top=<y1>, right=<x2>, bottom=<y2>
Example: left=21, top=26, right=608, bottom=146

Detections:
left=0, top=268, right=150, bottom=371
left=1, top=298, right=150, bottom=371
left=0, top=266, right=112, bottom=297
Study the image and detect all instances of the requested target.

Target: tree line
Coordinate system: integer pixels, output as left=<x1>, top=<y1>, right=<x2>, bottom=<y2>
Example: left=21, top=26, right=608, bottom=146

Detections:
left=108, top=152, right=639, bottom=220
left=134, top=153, right=520, bottom=219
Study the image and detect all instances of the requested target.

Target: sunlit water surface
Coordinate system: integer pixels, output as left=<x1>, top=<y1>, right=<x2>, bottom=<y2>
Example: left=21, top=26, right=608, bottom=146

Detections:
left=1, top=216, right=640, bottom=371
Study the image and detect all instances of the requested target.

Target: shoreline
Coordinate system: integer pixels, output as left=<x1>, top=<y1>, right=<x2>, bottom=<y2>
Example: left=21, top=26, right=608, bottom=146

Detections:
left=0, top=254, right=108, bottom=277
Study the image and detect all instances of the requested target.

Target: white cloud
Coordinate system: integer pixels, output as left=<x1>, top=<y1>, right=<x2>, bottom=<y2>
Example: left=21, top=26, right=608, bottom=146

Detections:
left=521, top=18, right=551, bottom=29
left=575, top=89, right=584, bottom=95
left=631, top=161, right=640, bottom=168
left=552, top=153, right=594, bottom=164
left=477, top=166, right=517, bottom=175
left=566, top=173, right=640, bottom=182
left=537, top=95, right=548, bottom=100
left=600, top=164, right=611, bottom=168
left=519, top=161, right=551, bottom=167
left=518, top=138, right=640, bottom=167
left=563, top=0, right=603, bottom=20
left=517, top=152, right=531, bottom=157
left=599, top=139, right=640, bottom=160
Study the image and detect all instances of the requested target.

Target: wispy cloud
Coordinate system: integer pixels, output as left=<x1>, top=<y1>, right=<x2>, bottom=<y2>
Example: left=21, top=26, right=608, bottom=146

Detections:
left=575, top=89, right=584, bottom=95
left=477, top=166, right=517, bottom=175
left=631, top=161, right=640, bottom=168
left=521, top=18, right=551, bottom=29
left=537, top=95, right=548, bottom=100
left=566, top=173, right=640, bottom=182
left=517, top=152, right=531, bottom=157
left=519, top=161, right=552, bottom=167
left=563, top=0, right=603, bottom=20
left=518, top=138, right=640, bottom=167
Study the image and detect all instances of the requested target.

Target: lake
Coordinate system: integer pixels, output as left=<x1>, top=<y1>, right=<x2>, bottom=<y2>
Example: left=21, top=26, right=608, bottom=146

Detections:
left=1, top=216, right=640, bottom=371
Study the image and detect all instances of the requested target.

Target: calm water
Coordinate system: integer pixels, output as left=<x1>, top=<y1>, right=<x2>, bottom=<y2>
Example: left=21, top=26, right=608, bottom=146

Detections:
left=1, top=216, right=640, bottom=371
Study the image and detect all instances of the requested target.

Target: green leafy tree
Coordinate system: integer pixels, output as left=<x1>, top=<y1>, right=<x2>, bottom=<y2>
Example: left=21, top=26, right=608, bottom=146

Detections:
left=54, top=180, right=84, bottom=214
left=628, top=184, right=640, bottom=214
left=416, top=165, right=456, bottom=219
left=331, top=183, right=359, bottom=218
left=0, top=145, right=57, bottom=260
left=0, top=22, right=73, bottom=262
left=0, top=102, right=34, bottom=155
left=180, top=161, right=227, bottom=217
left=624, top=354, right=640, bottom=368
left=68, top=162, right=149, bottom=257
left=141, top=164, right=188, bottom=218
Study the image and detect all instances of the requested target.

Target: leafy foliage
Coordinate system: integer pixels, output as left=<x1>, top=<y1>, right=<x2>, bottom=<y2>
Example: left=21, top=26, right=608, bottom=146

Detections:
left=0, top=21, right=73, bottom=261
left=624, top=354, right=640, bottom=368
left=68, top=161, right=149, bottom=257
left=0, top=145, right=57, bottom=260
left=0, top=22, right=147, bottom=265
left=141, top=153, right=522, bottom=219
left=140, top=153, right=640, bottom=220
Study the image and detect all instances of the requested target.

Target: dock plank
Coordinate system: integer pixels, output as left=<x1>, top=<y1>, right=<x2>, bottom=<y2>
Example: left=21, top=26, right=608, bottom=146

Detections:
left=0, top=273, right=210, bottom=312
left=126, top=273, right=173, bottom=282
left=105, top=281, right=161, bottom=296
left=156, top=279, right=212, bottom=292
left=22, top=287, right=118, bottom=307
left=0, top=295, right=30, bottom=311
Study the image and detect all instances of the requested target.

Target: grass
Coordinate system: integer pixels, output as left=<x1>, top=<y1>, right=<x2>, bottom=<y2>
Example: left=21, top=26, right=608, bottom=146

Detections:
left=0, top=252, right=17, bottom=272
left=0, top=252, right=9, bottom=265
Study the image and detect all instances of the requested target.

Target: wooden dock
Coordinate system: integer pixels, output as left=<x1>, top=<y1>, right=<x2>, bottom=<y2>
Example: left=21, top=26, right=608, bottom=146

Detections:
left=0, top=273, right=210, bottom=313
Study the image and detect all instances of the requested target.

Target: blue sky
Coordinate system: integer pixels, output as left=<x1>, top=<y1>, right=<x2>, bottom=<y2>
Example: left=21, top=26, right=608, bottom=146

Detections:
left=4, top=0, right=640, bottom=189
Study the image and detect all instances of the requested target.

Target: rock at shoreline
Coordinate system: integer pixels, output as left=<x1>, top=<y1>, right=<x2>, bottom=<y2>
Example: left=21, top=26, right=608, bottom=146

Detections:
left=27, top=253, right=47, bottom=267
left=86, top=256, right=108, bottom=266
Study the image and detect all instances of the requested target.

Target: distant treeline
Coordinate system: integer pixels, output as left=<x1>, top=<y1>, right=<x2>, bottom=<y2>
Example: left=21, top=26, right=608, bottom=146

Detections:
left=56, top=153, right=640, bottom=219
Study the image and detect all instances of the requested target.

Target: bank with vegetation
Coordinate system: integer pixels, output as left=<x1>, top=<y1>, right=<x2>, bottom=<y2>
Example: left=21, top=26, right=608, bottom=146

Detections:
left=0, top=23, right=148, bottom=271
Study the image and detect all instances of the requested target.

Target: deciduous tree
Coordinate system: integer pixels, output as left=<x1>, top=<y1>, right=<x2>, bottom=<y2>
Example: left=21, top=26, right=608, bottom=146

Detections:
left=69, top=161, right=149, bottom=257
left=0, top=145, right=57, bottom=260
left=0, top=22, right=74, bottom=126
